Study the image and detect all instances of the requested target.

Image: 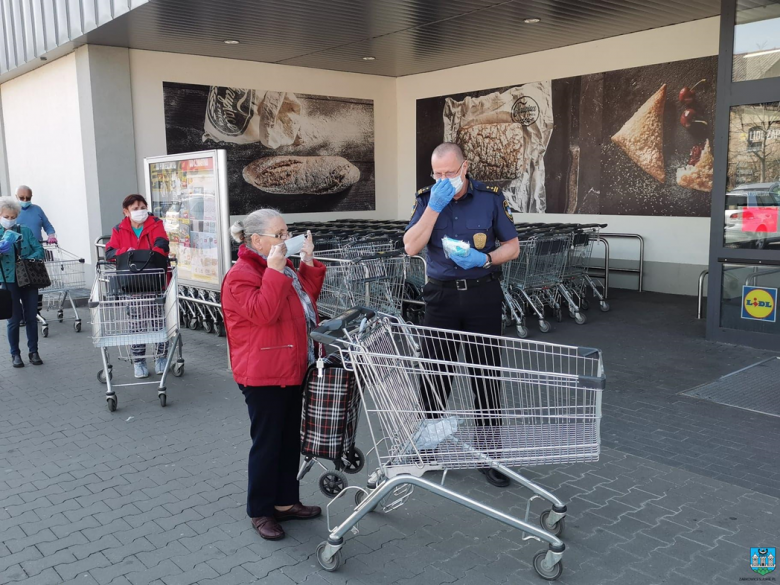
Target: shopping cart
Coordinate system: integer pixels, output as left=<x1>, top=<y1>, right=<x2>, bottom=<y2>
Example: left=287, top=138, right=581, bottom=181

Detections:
left=89, top=263, right=185, bottom=411
left=36, top=245, right=88, bottom=336
left=310, top=307, right=605, bottom=580
left=560, top=225, right=610, bottom=314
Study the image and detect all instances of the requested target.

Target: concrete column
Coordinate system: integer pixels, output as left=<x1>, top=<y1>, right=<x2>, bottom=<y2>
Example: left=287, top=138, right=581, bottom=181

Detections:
left=0, top=97, right=10, bottom=197
left=75, top=45, right=139, bottom=264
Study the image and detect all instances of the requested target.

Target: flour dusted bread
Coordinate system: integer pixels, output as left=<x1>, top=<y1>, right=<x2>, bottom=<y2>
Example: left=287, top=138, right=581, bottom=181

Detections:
left=676, top=139, right=713, bottom=192
left=457, top=123, right=526, bottom=180
left=243, top=156, right=360, bottom=195
left=611, top=84, right=666, bottom=183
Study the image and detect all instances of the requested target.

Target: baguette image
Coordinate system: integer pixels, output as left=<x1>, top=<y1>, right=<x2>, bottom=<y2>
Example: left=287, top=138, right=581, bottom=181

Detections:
left=243, top=156, right=360, bottom=195
left=457, top=123, right=525, bottom=180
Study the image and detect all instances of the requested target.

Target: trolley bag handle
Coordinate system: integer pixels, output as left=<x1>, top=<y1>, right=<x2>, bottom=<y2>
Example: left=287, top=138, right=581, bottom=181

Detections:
left=310, top=306, right=375, bottom=344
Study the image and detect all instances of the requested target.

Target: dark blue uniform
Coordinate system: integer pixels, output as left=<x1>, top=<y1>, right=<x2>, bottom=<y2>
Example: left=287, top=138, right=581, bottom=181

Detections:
left=407, top=176, right=517, bottom=281
left=407, top=175, right=518, bottom=434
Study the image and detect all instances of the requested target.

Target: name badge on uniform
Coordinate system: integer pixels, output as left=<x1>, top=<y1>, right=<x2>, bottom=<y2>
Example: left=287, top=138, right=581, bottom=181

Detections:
left=473, top=233, right=487, bottom=250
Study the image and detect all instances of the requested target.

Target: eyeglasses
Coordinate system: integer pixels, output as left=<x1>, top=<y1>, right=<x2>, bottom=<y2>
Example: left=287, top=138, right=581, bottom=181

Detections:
left=430, top=160, right=465, bottom=181
left=258, top=231, right=293, bottom=240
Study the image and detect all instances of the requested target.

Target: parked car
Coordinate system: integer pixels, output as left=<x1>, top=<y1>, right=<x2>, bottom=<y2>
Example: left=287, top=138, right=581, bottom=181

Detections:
left=724, top=182, right=780, bottom=249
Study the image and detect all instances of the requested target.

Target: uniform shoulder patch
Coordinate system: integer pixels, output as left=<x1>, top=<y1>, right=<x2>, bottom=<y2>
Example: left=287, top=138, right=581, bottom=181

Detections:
left=503, top=199, right=514, bottom=221
left=410, top=200, right=418, bottom=219
left=416, top=185, right=432, bottom=196
left=488, top=185, right=500, bottom=193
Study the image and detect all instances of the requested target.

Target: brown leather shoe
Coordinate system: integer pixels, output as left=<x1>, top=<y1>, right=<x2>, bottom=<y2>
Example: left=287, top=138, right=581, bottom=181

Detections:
left=274, top=502, right=322, bottom=521
left=251, top=516, right=285, bottom=540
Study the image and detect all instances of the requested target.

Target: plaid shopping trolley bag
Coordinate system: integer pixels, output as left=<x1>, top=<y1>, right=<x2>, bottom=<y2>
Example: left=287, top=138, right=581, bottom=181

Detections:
left=298, top=353, right=365, bottom=498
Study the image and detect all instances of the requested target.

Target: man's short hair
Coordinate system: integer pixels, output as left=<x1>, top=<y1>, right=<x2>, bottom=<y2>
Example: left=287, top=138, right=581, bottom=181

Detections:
left=16, top=185, right=32, bottom=196
left=431, top=142, right=464, bottom=163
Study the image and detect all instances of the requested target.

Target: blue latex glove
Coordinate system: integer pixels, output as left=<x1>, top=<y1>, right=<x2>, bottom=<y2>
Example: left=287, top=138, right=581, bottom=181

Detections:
left=428, top=179, right=455, bottom=213
left=451, top=248, right=487, bottom=270
left=2, top=230, right=21, bottom=243
left=0, top=240, right=12, bottom=254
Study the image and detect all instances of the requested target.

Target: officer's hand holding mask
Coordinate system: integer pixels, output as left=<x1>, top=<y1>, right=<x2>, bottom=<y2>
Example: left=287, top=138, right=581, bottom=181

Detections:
left=451, top=248, right=487, bottom=270
left=428, top=179, right=456, bottom=213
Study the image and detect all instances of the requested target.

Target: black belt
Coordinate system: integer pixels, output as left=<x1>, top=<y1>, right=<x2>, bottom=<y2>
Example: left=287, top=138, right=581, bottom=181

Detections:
left=427, top=273, right=499, bottom=291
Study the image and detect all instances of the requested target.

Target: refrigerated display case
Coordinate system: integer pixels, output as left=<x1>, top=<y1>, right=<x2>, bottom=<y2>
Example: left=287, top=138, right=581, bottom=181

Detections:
left=143, top=150, right=231, bottom=290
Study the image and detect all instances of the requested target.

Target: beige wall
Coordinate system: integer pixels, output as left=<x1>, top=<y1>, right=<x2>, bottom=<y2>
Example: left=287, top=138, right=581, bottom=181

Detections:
left=396, top=17, right=720, bottom=294
left=128, top=49, right=398, bottom=223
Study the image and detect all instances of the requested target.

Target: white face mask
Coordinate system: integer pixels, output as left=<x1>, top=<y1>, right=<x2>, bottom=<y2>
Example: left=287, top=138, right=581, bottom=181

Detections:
left=448, top=174, right=464, bottom=193
left=284, top=234, right=306, bottom=257
left=130, top=209, right=149, bottom=223
left=0, top=217, right=17, bottom=229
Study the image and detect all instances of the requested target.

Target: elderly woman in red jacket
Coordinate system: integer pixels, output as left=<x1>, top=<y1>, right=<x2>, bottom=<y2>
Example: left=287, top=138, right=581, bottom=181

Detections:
left=221, top=208, right=326, bottom=541
left=105, top=194, right=171, bottom=379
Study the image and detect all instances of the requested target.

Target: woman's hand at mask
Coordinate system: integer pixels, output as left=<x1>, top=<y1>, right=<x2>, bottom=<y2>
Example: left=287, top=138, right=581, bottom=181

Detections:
left=267, top=243, right=287, bottom=273
left=300, top=231, right=314, bottom=265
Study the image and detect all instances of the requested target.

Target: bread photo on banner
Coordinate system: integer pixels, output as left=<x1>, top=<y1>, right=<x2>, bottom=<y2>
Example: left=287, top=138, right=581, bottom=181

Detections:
left=611, top=84, right=667, bottom=183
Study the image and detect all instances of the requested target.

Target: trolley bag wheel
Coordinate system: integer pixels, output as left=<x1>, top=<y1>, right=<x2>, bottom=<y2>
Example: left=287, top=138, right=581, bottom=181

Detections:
left=316, top=542, right=344, bottom=572
left=97, top=369, right=113, bottom=384
left=172, top=362, right=185, bottom=377
left=107, top=396, right=117, bottom=412
left=319, top=470, right=348, bottom=498
left=354, top=489, right=379, bottom=512
left=342, top=447, right=365, bottom=474
left=540, top=510, right=566, bottom=537
left=202, top=320, right=214, bottom=334
left=538, top=320, right=552, bottom=333
left=600, top=301, right=610, bottom=312
left=57, top=310, right=64, bottom=322
left=159, top=393, right=167, bottom=407
left=74, top=320, right=82, bottom=333
left=188, top=318, right=199, bottom=330
left=42, top=325, right=49, bottom=338
left=580, top=298, right=590, bottom=311
left=533, top=551, right=563, bottom=581
left=573, top=312, right=587, bottom=325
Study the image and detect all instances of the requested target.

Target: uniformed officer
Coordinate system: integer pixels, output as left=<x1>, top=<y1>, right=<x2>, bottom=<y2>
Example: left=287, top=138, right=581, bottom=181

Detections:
left=404, top=142, right=519, bottom=487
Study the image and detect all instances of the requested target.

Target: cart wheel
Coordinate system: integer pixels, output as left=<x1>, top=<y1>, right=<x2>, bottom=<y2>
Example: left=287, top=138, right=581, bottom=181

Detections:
left=574, top=312, right=587, bottom=325
left=202, top=320, right=213, bottom=334
left=539, top=510, right=566, bottom=537
left=599, top=301, right=610, bottom=312
left=216, top=323, right=226, bottom=337
left=74, top=320, right=82, bottom=333
left=538, top=320, right=552, bottom=333
left=516, top=325, right=529, bottom=339
left=554, top=308, right=563, bottom=323
left=318, top=470, right=348, bottom=498
left=97, top=369, right=113, bottom=384
left=315, top=542, right=343, bottom=572
left=159, top=393, right=167, bottom=407
left=42, top=326, right=49, bottom=338
left=343, top=447, right=365, bottom=474
left=172, top=362, right=185, bottom=377
left=107, top=396, right=117, bottom=412
left=57, top=310, right=64, bottom=322
left=533, top=551, right=563, bottom=581
left=580, top=298, right=590, bottom=311
left=188, top=318, right=199, bottom=330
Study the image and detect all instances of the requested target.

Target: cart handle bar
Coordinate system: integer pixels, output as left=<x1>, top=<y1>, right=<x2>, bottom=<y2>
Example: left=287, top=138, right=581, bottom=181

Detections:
left=311, top=306, right=375, bottom=344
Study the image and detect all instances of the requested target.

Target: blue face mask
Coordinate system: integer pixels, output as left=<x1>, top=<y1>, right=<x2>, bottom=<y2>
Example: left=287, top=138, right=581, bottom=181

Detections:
left=20, top=201, right=31, bottom=209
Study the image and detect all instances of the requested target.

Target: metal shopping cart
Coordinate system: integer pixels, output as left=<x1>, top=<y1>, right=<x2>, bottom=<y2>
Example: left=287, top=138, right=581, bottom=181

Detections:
left=89, top=263, right=185, bottom=411
left=36, top=245, right=88, bottom=336
left=561, top=225, right=610, bottom=314
left=310, top=308, right=605, bottom=580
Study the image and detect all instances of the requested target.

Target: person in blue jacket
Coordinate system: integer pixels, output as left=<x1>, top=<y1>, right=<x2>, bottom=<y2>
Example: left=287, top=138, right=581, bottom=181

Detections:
left=0, top=197, right=45, bottom=367
left=16, top=186, right=57, bottom=244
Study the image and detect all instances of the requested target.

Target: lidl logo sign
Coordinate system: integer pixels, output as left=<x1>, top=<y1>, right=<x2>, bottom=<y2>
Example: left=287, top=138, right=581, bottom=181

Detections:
left=742, top=286, right=777, bottom=322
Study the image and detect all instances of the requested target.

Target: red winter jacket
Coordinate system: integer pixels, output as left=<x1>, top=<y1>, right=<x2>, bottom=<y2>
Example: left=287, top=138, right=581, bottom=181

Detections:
left=221, top=244, right=326, bottom=387
left=105, top=215, right=170, bottom=261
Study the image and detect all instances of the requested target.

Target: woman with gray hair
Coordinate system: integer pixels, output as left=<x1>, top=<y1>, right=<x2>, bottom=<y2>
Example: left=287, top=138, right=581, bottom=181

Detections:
left=0, top=197, right=45, bottom=367
left=221, top=208, right=326, bottom=541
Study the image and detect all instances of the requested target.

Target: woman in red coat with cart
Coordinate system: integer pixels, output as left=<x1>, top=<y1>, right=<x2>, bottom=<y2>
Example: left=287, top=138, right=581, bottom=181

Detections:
left=221, top=208, right=326, bottom=541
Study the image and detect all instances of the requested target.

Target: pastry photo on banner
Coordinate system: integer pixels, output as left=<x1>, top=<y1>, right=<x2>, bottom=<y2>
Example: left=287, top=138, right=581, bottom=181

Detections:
left=163, top=83, right=375, bottom=215
left=415, top=55, right=717, bottom=217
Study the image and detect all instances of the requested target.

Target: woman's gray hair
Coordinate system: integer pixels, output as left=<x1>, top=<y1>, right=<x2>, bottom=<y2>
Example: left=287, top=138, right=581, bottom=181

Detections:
left=230, top=208, right=283, bottom=248
left=0, top=196, right=22, bottom=216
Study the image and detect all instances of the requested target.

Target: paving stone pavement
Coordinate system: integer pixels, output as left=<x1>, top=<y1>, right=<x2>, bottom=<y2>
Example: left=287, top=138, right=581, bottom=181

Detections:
left=1, top=291, right=779, bottom=584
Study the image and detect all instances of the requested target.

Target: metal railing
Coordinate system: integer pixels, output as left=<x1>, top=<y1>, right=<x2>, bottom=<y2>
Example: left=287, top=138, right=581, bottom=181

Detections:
left=586, top=233, right=644, bottom=299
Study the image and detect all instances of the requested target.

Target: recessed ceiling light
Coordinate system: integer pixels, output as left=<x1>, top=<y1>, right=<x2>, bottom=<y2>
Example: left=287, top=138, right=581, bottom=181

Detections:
left=524, top=18, right=541, bottom=24
left=362, top=56, right=376, bottom=61
left=223, top=40, right=240, bottom=45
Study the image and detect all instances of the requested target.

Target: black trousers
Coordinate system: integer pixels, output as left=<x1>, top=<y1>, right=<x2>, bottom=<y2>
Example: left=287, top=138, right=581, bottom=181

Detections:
left=420, top=279, right=503, bottom=427
left=240, top=384, right=302, bottom=518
